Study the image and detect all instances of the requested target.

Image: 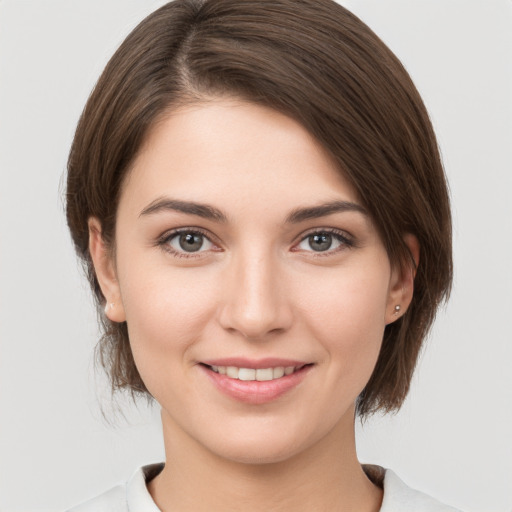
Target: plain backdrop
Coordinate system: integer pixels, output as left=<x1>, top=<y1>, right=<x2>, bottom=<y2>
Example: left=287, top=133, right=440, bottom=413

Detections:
left=0, top=1, right=511, bottom=511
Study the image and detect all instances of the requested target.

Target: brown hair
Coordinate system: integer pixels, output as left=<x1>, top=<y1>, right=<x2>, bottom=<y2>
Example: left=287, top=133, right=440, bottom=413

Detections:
left=66, top=0, right=452, bottom=417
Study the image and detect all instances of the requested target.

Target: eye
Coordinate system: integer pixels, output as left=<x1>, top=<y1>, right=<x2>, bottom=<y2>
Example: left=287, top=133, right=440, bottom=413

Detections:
left=160, top=229, right=216, bottom=257
left=295, top=229, right=353, bottom=254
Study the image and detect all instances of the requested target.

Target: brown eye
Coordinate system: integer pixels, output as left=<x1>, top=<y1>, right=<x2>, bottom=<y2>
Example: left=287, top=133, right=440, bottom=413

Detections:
left=307, top=233, right=333, bottom=252
left=178, top=233, right=204, bottom=252
left=166, top=231, right=214, bottom=254
left=296, top=229, right=352, bottom=254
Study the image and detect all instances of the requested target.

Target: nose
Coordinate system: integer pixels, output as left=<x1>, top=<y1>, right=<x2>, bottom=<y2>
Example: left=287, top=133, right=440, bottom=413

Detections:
left=218, top=250, right=293, bottom=340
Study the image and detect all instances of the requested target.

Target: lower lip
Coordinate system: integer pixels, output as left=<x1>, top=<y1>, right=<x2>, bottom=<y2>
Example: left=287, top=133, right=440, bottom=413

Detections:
left=200, top=365, right=312, bottom=404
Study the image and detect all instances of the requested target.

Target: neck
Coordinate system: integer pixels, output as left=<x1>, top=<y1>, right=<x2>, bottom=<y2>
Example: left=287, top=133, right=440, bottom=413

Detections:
left=148, top=408, right=382, bottom=512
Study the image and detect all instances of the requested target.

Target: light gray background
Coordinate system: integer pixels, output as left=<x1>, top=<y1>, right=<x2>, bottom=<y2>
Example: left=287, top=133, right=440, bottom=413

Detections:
left=1, top=1, right=511, bottom=511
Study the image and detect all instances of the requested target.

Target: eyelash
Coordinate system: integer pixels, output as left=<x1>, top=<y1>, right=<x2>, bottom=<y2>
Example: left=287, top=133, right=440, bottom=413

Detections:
left=156, top=227, right=218, bottom=259
left=294, top=228, right=355, bottom=257
left=156, top=227, right=355, bottom=259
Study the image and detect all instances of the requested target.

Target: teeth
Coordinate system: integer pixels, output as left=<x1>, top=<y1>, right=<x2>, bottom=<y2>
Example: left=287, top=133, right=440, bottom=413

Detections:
left=273, top=367, right=284, bottom=379
left=238, top=368, right=256, bottom=381
left=209, top=365, right=301, bottom=381
left=226, top=366, right=238, bottom=378
left=256, top=368, right=273, bottom=381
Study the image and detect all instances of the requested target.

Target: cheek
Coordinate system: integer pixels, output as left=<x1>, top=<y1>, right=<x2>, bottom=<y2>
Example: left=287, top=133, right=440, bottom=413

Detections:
left=116, top=259, right=219, bottom=381
left=299, top=262, right=390, bottom=330
left=297, top=263, right=390, bottom=383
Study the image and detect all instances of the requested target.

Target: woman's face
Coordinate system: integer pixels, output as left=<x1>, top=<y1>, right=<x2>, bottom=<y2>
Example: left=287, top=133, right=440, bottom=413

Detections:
left=92, top=99, right=408, bottom=464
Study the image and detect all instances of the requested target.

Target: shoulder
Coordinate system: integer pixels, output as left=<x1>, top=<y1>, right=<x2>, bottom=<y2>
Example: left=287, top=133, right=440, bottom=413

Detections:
left=66, top=484, right=127, bottom=512
left=66, top=463, right=164, bottom=512
left=381, top=469, right=462, bottom=512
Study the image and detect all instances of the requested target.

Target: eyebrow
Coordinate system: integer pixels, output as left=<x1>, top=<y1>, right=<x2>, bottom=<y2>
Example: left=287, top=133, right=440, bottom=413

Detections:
left=285, top=200, right=367, bottom=223
left=139, top=198, right=228, bottom=222
left=139, top=197, right=367, bottom=223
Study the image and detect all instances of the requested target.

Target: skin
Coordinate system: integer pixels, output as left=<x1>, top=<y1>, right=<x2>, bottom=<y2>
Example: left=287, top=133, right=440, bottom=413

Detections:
left=89, top=99, right=417, bottom=512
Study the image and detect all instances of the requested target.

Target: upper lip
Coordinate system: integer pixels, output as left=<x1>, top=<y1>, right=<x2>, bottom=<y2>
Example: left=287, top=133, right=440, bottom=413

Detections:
left=200, top=357, right=310, bottom=369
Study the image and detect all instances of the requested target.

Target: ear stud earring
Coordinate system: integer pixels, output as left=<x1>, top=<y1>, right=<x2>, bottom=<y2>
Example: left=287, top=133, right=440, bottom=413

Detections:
left=105, top=302, right=115, bottom=314
left=394, top=305, right=401, bottom=315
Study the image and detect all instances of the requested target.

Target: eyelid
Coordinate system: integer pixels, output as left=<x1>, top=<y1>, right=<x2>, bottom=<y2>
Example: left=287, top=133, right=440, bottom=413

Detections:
left=292, top=227, right=355, bottom=254
left=155, top=226, right=355, bottom=259
left=156, top=227, right=222, bottom=258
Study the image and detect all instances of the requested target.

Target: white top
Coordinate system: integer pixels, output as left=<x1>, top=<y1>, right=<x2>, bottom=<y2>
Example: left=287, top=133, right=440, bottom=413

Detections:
left=67, top=463, right=462, bottom=512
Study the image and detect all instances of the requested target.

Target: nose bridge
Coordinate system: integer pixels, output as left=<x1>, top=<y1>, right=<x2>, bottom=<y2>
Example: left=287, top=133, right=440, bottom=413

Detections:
left=219, top=245, right=292, bottom=339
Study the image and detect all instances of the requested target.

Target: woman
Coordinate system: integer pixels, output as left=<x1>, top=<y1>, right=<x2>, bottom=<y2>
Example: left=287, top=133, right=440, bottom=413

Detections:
left=66, top=0, right=457, bottom=510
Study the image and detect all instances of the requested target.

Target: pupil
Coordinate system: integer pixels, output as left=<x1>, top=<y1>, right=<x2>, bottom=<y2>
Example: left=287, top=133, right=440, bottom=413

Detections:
left=179, top=233, right=203, bottom=252
left=309, top=233, right=332, bottom=252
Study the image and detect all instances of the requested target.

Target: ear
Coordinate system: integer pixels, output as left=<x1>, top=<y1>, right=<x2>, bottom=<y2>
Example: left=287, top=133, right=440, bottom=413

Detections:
left=385, top=234, right=420, bottom=325
left=88, top=217, right=126, bottom=323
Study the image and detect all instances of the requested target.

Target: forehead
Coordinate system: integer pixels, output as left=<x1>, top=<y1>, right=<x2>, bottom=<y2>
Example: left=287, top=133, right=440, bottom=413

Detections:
left=121, top=99, right=360, bottom=217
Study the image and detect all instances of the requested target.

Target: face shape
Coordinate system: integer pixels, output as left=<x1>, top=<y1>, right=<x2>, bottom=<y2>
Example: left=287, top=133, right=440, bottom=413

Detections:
left=91, top=99, right=409, bottom=464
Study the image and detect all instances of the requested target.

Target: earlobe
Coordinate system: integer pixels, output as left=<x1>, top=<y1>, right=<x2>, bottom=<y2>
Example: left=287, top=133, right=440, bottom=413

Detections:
left=88, top=217, right=126, bottom=323
left=386, top=234, right=419, bottom=325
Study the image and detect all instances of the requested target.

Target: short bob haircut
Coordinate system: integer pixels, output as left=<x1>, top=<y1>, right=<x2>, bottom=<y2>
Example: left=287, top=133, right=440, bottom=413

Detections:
left=66, top=0, right=452, bottom=418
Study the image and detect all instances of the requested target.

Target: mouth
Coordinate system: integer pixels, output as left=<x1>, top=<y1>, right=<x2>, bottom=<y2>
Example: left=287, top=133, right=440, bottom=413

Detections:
left=205, top=364, right=306, bottom=382
left=199, top=360, right=314, bottom=404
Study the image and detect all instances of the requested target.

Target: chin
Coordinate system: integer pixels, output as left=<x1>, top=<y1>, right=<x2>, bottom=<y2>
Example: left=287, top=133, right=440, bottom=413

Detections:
left=212, top=437, right=306, bottom=466
left=199, top=418, right=332, bottom=466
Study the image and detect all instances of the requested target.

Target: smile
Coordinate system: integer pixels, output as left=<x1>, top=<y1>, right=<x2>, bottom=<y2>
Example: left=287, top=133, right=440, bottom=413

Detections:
left=200, top=360, right=313, bottom=404
left=209, top=365, right=299, bottom=381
